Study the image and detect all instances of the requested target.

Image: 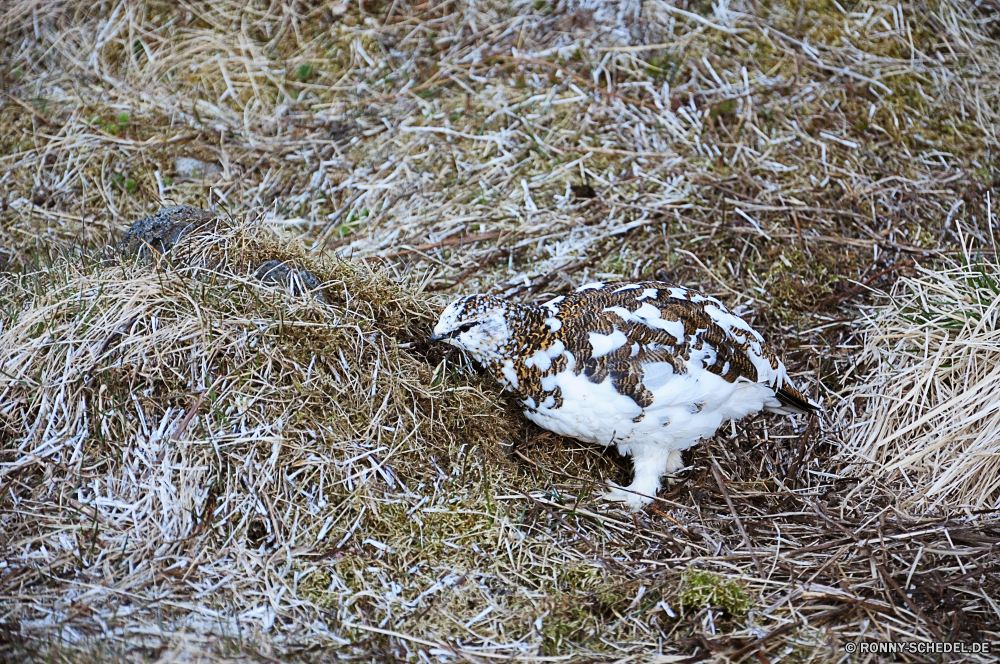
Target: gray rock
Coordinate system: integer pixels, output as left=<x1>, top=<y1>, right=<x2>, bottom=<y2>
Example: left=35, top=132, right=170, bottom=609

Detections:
left=116, top=205, right=216, bottom=260
left=173, top=157, right=222, bottom=181
left=254, top=260, right=327, bottom=303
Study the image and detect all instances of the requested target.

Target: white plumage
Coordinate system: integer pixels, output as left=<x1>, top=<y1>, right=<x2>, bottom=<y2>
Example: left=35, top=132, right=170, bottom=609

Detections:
left=432, top=281, right=817, bottom=510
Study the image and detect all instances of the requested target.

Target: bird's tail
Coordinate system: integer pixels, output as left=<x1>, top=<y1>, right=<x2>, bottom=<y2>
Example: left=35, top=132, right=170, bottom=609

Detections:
left=765, top=383, right=820, bottom=416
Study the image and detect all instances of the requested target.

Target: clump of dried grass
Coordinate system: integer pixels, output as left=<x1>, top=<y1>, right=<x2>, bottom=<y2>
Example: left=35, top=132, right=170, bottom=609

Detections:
left=4, top=218, right=1000, bottom=659
left=0, top=214, right=527, bottom=655
left=841, top=225, right=1000, bottom=513
left=3, top=0, right=1000, bottom=660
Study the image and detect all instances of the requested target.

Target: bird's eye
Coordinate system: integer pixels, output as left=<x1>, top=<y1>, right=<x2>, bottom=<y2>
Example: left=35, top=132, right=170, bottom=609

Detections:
left=456, top=322, right=476, bottom=334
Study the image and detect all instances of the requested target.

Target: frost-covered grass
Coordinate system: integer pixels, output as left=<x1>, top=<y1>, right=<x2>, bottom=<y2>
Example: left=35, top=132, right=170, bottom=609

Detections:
left=2, top=0, right=1000, bottom=661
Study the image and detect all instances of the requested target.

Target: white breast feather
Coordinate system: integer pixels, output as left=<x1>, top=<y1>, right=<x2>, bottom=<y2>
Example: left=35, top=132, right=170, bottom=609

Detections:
left=588, top=330, right=628, bottom=357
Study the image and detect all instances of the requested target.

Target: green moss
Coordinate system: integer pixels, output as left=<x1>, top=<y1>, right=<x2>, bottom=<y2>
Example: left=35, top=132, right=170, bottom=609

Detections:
left=710, top=98, right=737, bottom=118
left=540, top=602, right=595, bottom=655
left=297, top=568, right=337, bottom=608
left=645, top=53, right=681, bottom=85
left=677, top=569, right=752, bottom=616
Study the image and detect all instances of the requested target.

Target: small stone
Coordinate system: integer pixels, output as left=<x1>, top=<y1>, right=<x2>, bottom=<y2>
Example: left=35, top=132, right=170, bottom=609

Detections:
left=173, top=157, right=222, bottom=181
left=327, top=2, right=348, bottom=20
left=254, top=260, right=327, bottom=303
left=116, top=205, right=216, bottom=260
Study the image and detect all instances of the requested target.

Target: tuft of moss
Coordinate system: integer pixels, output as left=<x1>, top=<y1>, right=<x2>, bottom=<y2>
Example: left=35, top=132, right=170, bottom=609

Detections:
left=677, top=569, right=752, bottom=616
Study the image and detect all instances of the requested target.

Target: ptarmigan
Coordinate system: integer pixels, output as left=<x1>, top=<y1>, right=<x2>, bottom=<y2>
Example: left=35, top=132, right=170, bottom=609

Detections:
left=431, top=281, right=817, bottom=510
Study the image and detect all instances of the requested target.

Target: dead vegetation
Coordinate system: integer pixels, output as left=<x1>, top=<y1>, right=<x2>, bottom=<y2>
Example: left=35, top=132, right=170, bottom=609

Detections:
left=1, top=0, right=999, bottom=662
left=842, top=227, right=1000, bottom=513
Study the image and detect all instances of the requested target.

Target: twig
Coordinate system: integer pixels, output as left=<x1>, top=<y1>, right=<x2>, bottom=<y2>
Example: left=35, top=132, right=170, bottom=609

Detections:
left=4, top=92, right=57, bottom=128
left=485, top=55, right=665, bottom=112
left=711, top=461, right=765, bottom=580
left=170, top=391, right=207, bottom=441
left=813, top=259, right=916, bottom=310
left=366, top=230, right=504, bottom=261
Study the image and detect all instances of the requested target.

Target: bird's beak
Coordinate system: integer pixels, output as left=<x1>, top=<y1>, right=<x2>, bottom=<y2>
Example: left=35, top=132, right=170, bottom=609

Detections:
left=430, top=330, right=459, bottom=342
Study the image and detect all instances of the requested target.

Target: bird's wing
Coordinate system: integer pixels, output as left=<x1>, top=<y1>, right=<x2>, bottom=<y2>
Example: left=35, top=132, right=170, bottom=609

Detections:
left=549, top=281, right=816, bottom=413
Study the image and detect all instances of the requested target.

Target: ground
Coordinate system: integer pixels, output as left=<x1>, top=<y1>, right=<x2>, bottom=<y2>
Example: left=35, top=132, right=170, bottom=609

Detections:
left=1, top=1, right=999, bottom=662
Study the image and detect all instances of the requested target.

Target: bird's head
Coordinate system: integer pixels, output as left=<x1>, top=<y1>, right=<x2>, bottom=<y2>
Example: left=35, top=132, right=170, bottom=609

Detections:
left=431, top=294, right=514, bottom=360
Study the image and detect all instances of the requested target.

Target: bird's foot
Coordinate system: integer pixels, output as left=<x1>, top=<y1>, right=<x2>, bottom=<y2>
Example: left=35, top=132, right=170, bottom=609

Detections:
left=601, top=482, right=654, bottom=511
left=660, top=450, right=687, bottom=487
left=601, top=482, right=630, bottom=502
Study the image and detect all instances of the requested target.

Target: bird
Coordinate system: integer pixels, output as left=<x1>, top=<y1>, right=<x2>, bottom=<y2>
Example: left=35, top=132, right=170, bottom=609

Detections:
left=431, top=280, right=817, bottom=510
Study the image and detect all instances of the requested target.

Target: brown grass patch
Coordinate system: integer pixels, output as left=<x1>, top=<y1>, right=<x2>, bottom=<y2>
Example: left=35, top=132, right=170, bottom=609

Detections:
left=2, top=0, right=999, bottom=660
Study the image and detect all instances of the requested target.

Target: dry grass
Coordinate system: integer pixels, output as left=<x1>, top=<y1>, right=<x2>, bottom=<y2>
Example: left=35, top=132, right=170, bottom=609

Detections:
left=842, top=213, right=1000, bottom=513
left=2, top=0, right=1000, bottom=661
